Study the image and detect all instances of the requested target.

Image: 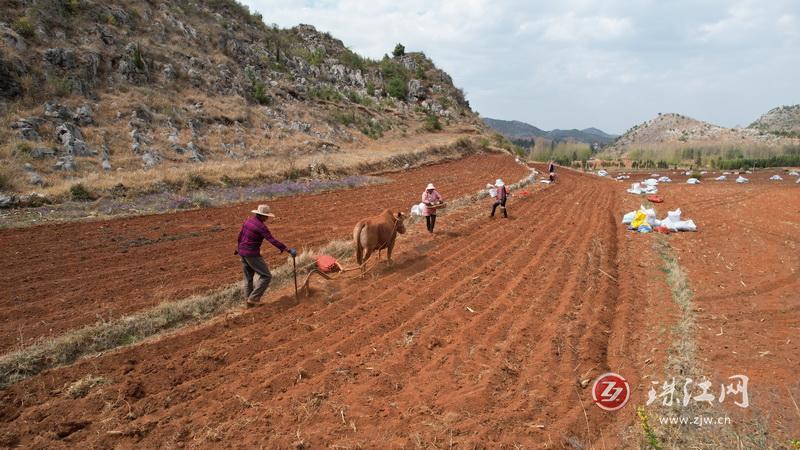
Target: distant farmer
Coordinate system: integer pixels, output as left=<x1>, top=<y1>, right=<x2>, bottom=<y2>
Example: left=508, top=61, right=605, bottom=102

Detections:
left=491, top=178, right=510, bottom=218
left=422, top=183, right=443, bottom=234
left=548, top=160, right=556, bottom=182
left=235, top=204, right=296, bottom=307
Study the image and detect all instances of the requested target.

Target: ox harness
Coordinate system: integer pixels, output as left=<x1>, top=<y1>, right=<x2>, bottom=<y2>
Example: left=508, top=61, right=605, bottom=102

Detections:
left=300, top=213, right=403, bottom=296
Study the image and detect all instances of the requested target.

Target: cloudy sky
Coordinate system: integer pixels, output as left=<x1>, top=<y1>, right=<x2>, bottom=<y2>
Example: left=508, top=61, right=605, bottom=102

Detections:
left=240, top=0, right=800, bottom=134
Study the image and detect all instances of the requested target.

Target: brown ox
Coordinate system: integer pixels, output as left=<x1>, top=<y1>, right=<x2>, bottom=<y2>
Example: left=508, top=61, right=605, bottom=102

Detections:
left=353, top=209, right=406, bottom=268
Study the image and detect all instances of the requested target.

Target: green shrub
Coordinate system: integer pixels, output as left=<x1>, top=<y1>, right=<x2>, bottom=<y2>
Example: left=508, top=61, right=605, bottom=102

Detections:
left=380, top=57, right=407, bottom=80
left=330, top=110, right=357, bottom=126
left=185, top=173, right=208, bottom=190
left=340, top=49, right=366, bottom=71
left=385, top=77, right=407, bottom=100
left=47, top=75, right=71, bottom=97
left=361, top=121, right=384, bottom=139
left=309, top=85, right=343, bottom=102
left=70, top=183, right=95, bottom=201
left=0, top=168, right=13, bottom=191
left=15, top=141, right=33, bottom=155
left=66, top=0, right=81, bottom=14
left=392, top=43, right=405, bottom=57
left=12, top=17, right=35, bottom=38
left=366, top=81, right=375, bottom=96
left=253, top=81, right=272, bottom=105
left=132, top=43, right=145, bottom=71
left=110, top=183, right=128, bottom=198
left=423, top=114, right=442, bottom=132
left=689, top=171, right=702, bottom=179
left=298, top=48, right=325, bottom=66
left=345, top=90, right=373, bottom=107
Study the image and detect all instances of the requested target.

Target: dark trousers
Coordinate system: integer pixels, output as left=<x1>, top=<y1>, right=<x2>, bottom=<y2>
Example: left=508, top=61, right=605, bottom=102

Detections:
left=491, top=199, right=508, bottom=217
left=425, top=214, right=437, bottom=233
left=241, top=255, right=272, bottom=301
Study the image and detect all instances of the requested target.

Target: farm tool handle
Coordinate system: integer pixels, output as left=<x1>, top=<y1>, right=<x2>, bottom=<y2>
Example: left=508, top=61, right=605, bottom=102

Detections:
left=293, top=255, right=298, bottom=299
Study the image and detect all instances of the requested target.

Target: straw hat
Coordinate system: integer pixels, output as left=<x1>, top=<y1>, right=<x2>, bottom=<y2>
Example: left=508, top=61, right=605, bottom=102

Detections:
left=495, top=179, right=505, bottom=187
left=426, top=183, right=435, bottom=190
left=251, top=204, right=276, bottom=217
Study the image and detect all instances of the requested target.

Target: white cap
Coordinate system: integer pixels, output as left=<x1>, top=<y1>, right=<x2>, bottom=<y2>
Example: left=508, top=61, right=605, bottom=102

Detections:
left=495, top=179, right=505, bottom=187
left=426, top=183, right=435, bottom=190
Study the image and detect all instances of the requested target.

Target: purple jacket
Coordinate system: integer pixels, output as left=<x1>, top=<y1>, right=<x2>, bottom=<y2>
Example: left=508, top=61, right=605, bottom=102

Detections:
left=237, top=216, right=287, bottom=257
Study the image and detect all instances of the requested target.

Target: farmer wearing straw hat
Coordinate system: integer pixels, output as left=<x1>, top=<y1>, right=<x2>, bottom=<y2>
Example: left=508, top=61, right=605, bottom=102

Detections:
left=491, top=178, right=510, bottom=218
left=235, top=204, right=297, bottom=307
left=421, top=182, right=443, bottom=234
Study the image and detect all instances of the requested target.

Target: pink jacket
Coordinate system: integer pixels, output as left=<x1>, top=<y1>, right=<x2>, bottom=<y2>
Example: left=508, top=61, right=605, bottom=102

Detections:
left=495, top=186, right=509, bottom=201
left=422, top=190, right=442, bottom=216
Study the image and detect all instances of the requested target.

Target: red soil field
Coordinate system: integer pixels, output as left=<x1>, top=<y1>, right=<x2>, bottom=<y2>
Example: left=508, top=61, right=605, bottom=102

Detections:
left=0, top=165, right=670, bottom=448
left=0, top=161, right=797, bottom=447
left=619, top=172, right=800, bottom=441
left=0, top=153, right=526, bottom=352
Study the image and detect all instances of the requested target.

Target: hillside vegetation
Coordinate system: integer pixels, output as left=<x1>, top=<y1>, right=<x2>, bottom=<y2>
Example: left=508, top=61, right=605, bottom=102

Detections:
left=748, top=104, right=800, bottom=137
left=599, top=112, right=800, bottom=169
left=0, top=0, right=481, bottom=205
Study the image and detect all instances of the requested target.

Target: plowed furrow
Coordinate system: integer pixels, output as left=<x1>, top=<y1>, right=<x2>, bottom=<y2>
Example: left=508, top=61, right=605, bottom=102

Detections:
left=242, top=194, right=554, bottom=398
left=269, top=187, right=577, bottom=413
left=456, top=176, right=616, bottom=440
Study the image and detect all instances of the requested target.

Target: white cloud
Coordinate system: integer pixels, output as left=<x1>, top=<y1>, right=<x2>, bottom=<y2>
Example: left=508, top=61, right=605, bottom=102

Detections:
left=519, top=13, right=633, bottom=43
left=241, top=0, right=800, bottom=133
left=698, top=2, right=760, bottom=42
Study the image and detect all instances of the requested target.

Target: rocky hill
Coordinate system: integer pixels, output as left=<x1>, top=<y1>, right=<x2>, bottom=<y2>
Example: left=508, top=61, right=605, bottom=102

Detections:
left=0, top=0, right=481, bottom=204
left=748, top=105, right=800, bottom=135
left=603, top=112, right=794, bottom=155
left=482, top=117, right=616, bottom=145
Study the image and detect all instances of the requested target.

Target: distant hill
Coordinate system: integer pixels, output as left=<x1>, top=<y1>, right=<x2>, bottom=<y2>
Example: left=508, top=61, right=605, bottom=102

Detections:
left=748, top=105, right=800, bottom=135
left=482, top=118, right=616, bottom=145
left=602, top=112, right=794, bottom=156
left=482, top=118, right=546, bottom=140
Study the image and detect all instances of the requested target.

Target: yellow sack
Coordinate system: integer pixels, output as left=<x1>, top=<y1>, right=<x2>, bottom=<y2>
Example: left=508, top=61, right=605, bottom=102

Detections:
left=630, top=211, right=648, bottom=229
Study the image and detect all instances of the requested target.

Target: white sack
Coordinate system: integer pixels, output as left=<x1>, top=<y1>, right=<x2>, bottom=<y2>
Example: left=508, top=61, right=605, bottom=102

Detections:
left=622, top=211, right=637, bottom=224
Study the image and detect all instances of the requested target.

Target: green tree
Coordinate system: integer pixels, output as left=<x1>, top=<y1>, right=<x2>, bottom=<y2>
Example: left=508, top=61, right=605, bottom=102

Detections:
left=392, top=43, right=405, bottom=57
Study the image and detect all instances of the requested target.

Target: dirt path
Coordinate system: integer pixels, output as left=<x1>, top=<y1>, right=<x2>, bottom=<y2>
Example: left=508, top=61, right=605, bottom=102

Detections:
left=0, top=153, right=526, bottom=352
left=0, top=167, right=662, bottom=448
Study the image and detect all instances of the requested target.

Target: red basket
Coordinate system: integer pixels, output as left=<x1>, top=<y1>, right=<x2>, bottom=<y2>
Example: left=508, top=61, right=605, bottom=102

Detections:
left=316, top=255, right=340, bottom=273
left=647, top=195, right=663, bottom=203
